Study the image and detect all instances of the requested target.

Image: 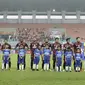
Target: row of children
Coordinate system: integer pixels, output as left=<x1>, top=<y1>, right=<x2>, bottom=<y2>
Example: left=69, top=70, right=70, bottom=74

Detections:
left=0, top=37, right=84, bottom=72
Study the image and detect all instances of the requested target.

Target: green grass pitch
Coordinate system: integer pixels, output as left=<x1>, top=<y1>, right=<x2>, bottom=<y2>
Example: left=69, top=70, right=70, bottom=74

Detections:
left=0, top=54, right=85, bottom=85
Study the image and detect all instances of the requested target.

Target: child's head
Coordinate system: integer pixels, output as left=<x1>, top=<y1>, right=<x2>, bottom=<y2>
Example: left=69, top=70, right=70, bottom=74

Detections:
left=67, top=47, right=71, bottom=51
left=55, top=37, right=59, bottom=42
left=76, top=48, right=81, bottom=53
left=76, top=37, right=80, bottom=42
left=66, top=38, right=70, bottom=43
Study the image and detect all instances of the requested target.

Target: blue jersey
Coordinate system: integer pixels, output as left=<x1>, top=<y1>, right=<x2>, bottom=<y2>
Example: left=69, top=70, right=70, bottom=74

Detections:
left=3, top=49, right=10, bottom=56
left=75, top=53, right=82, bottom=61
left=18, top=49, right=26, bottom=57
left=43, top=48, right=51, bottom=64
left=65, top=51, right=73, bottom=60
left=55, top=50, right=63, bottom=66
left=43, top=49, right=51, bottom=57
left=3, top=49, right=10, bottom=64
left=34, top=49, right=42, bottom=57
left=55, top=50, right=63, bottom=60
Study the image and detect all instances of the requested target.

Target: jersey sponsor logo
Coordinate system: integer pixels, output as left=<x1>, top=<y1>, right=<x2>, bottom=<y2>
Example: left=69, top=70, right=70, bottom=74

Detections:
left=3, top=49, right=10, bottom=56
left=76, top=53, right=81, bottom=60
left=65, top=52, right=72, bottom=59
left=44, top=52, right=50, bottom=56
left=4, top=52, right=10, bottom=56
left=35, top=53, right=40, bottom=57
left=56, top=51, right=62, bottom=58
left=66, top=54, right=72, bottom=57
left=19, top=49, right=25, bottom=57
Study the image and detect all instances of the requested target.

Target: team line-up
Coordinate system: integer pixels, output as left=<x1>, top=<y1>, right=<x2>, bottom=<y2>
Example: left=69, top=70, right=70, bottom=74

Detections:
left=0, top=37, right=85, bottom=72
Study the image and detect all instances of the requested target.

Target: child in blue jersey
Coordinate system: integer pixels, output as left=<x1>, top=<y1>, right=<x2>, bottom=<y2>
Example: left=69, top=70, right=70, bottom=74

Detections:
left=64, top=47, right=73, bottom=72
left=33, top=47, right=42, bottom=71
left=18, top=45, right=26, bottom=70
left=43, top=45, right=51, bottom=71
left=75, top=48, right=82, bottom=72
left=2, top=49, right=10, bottom=70
left=55, top=46, right=63, bottom=72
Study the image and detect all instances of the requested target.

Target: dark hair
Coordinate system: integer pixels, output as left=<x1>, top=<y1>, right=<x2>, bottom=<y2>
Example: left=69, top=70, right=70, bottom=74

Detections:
left=66, top=38, right=70, bottom=41
left=55, top=37, right=59, bottom=40
left=76, top=37, right=80, bottom=40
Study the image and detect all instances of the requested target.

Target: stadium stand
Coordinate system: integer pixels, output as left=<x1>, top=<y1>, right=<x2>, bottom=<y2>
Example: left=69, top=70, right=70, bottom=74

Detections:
left=0, top=24, right=85, bottom=42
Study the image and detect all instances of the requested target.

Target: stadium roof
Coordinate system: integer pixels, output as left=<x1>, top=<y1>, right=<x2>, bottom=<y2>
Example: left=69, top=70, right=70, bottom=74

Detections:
left=0, top=0, right=85, bottom=12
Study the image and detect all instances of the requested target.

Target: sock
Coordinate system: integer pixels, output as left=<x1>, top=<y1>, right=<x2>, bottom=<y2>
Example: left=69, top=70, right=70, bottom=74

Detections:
left=44, top=64, right=46, bottom=71
left=56, top=66, right=58, bottom=71
left=6, top=64, right=8, bottom=70
left=76, top=67, right=78, bottom=71
left=2, top=63, right=4, bottom=70
left=19, top=65, right=22, bottom=70
left=22, top=65, right=24, bottom=70
left=33, top=64, right=36, bottom=70
left=36, top=65, right=38, bottom=70
left=66, top=66, right=68, bottom=71
left=78, top=67, right=80, bottom=71
left=69, top=67, right=72, bottom=71
left=60, top=66, right=62, bottom=72
left=47, top=64, right=49, bottom=71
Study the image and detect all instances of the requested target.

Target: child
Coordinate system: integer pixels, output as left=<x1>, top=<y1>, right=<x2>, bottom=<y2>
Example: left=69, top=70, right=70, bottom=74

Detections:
left=33, top=47, right=42, bottom=71
left=55, top=46, right=63, bottom=72
left=2, top=48, right=10, bottom=70
left=43, top=45, right=51, bottom=71
left=64, top=47, right=73, bottom=72
left=74, top=48, right=82, bottom=72
left=18, top=45, right=26, bottom=70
